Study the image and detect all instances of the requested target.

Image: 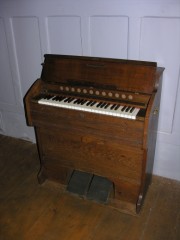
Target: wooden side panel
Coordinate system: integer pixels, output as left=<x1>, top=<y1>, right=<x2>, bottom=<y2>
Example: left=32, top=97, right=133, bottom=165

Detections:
left=136, top=76, right=163, bottom=212
left=24, top=79, right=44, bottom=126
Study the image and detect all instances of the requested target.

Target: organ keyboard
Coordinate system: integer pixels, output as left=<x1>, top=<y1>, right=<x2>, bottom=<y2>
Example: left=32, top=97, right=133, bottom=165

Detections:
left=24, top=54, right=164, bottom=214
left=37, top=94, right=140, bottom=119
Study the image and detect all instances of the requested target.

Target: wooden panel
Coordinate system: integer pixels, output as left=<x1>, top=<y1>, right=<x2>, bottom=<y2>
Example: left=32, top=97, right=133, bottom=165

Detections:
left=38, top=127, right=143, bottom=182
left=41, top=55, right=161, bottom=94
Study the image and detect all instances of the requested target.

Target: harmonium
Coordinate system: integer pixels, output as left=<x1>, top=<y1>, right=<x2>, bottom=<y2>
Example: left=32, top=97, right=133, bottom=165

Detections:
left=24, top=54, right=164, bottom=215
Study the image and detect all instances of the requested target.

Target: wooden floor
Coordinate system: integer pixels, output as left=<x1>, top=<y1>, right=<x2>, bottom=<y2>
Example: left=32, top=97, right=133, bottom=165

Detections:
left=0, top=134, right=180, bottom=240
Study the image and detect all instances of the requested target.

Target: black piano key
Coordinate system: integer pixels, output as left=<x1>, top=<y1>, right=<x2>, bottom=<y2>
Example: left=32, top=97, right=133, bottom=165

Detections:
left=130, top=107, right=135, bottom=113
left=86, top=100, right=92, bottom=106
left=73, top=98, right=80, bottom=104
left=79, top=99, right=83, bottom=104
left=90, top=101, right=96, bottom=106
left=79, top=99, right=86, bottom=104
left=51, top=96, right=56, bottom=100
left=114, top=105, right=120, bottom=110
left=125, top=106, right=131, bottom=112
left=64, top=97, right=71, bottom=102
left=121, top=105, right=127, bottom=111
left=53, top=96, right=64, bottom=101
left=96, top=102, right=103, bottom=108
left=78, top=99, right=83, bottom=104
left=77, top=99, right=83, bottom=104
left=100, top=102, right=107, bottom=108
left=68, top=97, right=75, bottom=103
left=104, top=103, right=110, bottom=109
left=51, top=95, right=58, bottom=100
left=52, top=96, right=60, bottom=101
left=110, top=104, right=117, bottom=110
left=81, top=99, right=88, bottom=105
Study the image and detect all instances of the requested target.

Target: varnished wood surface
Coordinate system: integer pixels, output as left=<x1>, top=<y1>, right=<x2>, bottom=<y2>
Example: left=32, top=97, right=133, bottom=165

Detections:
left=0, top=135, right=179, bottom=240
left=41, top=54, right=164, bottom=94
left=24, top=55, right=165, bottom=214
left=24, top=55, right=165, bottom=213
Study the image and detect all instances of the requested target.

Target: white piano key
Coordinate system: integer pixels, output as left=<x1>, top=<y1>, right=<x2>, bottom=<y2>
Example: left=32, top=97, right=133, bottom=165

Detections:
left=131, top=108, right=140, bottom=119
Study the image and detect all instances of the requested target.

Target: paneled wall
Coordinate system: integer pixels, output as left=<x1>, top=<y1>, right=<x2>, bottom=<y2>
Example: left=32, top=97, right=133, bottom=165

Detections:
left=0, top=0, right=180, bottom=180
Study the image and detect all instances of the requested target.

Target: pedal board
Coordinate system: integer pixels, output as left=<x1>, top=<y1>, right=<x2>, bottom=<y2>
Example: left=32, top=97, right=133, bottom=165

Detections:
left=67, top=170, right=113, bottom=204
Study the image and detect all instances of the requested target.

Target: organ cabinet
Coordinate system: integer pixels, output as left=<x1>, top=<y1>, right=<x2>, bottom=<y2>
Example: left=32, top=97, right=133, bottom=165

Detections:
left=24, top=54, right=164, bottom=214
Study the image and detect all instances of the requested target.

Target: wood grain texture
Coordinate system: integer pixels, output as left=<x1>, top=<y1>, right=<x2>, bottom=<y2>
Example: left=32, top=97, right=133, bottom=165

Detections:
left=41, top=54, right=162, bottom=94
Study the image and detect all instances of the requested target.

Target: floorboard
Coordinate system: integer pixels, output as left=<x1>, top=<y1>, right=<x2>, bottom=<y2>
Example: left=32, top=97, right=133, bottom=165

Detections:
left=0, top=135, right=179, bottom=240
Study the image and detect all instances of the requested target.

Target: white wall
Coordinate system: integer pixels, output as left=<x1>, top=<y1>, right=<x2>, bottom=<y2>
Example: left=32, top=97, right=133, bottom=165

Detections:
left=0, top=0, right=180, bottom=181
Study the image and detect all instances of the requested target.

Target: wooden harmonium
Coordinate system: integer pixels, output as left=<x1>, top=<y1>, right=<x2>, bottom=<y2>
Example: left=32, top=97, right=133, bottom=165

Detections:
left=24, top=54, right=164, bottom=215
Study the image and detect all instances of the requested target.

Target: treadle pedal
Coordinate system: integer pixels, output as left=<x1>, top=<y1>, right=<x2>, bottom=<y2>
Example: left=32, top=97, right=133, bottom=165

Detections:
left=67, top=170, right=93, bottom=196
left=86, top=175, right=113, bottom=203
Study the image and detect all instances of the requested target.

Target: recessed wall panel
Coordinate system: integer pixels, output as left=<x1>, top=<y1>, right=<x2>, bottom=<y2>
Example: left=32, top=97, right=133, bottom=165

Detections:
left=90, top=16, right=128, bottom=58
left=12, top=17, right=42, bottom=97
left=140, top=17, right=180, bottom=133
left=47, top=16, right=82, bottom=55
left=0, top=18, right=15, bottom=104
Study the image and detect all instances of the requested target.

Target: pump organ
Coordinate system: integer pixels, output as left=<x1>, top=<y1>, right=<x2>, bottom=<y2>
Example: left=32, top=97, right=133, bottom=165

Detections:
left=24, top=54, right=164, bottom=214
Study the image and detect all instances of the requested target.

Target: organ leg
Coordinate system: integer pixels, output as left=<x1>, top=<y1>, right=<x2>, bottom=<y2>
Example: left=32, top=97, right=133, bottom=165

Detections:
left=109, top=178, right=140, bottom=204
left=37, top=167, right=47, bottom=184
